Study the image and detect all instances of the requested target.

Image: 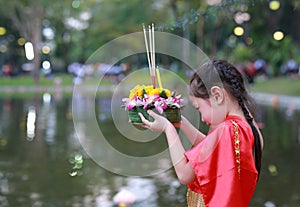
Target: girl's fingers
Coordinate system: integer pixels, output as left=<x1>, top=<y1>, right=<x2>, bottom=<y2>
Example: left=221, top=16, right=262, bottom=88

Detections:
left=146, top=110, right=157, bottom=118
left=138, top=111, right=169, bottom=132
left=147, top=110, right=163, bottom=120
left=138, top=112, right=152, bottom=127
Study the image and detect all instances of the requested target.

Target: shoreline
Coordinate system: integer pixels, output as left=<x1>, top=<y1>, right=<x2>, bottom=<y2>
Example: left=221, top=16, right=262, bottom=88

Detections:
left=0, top=85, right=300, bottom=111
left=251, top=92, right=300, bottom=111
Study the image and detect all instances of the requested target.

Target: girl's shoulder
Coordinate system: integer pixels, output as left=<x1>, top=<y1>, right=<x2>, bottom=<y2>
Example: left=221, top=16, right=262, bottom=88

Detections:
left=224, top=115, right=251, bottom=131
left=208, top=115, right=251, bottom=140
left=208, top=115, right=243, bottom=130
left=222, top=115, right=254, bottom=145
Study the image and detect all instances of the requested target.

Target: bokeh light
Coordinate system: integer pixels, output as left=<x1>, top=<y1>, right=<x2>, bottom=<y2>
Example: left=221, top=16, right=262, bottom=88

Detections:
left=233, top=26, right=244, bottom=36
left=24, top=42, right=34, bottom=60
left=273, top=30, right=284, bottom=41
left=234, top=12, right=251, bottom=24
left=42, top=60, right=51, bottom=70
left=0, top=45, right=7, bottom=53
left=246, top=37, right=253, bottom=45
left=72, top=0, right=80, bottom=8
left=206, top=0, right=222, bottom=6
left=42, top=45, right=51, bottom=54
left=43, top=93, right=52, bottom=104
left=0, top=27, right=6, bottom=35
left=269, top=0, right=280, bottom=11
left=18, top=38, right=26, bottom=46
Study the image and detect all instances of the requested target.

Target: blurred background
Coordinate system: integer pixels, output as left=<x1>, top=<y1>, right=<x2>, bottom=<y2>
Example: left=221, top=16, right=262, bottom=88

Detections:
left=0, top=0, right=300, bottom=207
left=1, top=0, right=300, bottom=80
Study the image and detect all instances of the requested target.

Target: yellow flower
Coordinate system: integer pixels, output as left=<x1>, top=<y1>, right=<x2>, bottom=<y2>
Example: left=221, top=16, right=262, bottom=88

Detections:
left=129, top=85, right=171, bottom=100
left=129, top=85, right=143, bottom=100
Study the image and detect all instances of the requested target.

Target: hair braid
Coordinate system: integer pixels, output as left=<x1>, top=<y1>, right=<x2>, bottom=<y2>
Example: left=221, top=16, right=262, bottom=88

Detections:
left=216, top=60, right=262, bottom=177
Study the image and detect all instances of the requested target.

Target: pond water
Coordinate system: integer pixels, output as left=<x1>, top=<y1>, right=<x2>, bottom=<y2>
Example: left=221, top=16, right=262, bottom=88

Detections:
left=0, top=93, right=299, bottom=207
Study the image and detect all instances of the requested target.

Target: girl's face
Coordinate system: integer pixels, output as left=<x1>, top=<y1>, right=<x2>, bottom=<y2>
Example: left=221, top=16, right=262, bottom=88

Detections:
left=189, top=95, right=213, bottom=126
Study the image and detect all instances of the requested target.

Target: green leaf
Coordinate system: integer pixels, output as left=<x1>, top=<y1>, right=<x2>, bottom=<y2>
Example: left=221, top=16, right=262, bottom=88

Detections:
left=142, top=88, right=147, bottom=98
left=160, top=90, right=168, bottom=98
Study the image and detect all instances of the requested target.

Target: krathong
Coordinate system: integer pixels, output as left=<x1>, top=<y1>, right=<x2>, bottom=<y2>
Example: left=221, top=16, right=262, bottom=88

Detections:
left=122, top=84, right=183, bottom=123
left=122, top=24, right=184, bottom=123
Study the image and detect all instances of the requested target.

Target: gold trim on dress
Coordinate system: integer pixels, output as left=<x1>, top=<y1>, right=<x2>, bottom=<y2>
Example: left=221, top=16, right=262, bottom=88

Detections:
left=186, top=188, right=206, bottom=207
left=231, top=120, right=241, bottom=178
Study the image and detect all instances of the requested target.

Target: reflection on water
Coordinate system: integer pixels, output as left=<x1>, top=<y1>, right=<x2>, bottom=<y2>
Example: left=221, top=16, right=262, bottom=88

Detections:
left=0, top=94, right=299, bottom=207
left=26, top=106, right=36, bottom=140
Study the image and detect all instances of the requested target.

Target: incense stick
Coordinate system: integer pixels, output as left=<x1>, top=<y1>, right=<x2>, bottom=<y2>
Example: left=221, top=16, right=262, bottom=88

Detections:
left=143, top=25, right=152, bottom=76
left=151, top=23, right=155, bottom=77
left=143, top=24, right=156, bottom=88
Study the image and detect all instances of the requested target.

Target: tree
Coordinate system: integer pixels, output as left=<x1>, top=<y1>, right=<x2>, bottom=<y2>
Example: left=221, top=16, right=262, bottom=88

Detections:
left=0, top=0, right=46, bottom=83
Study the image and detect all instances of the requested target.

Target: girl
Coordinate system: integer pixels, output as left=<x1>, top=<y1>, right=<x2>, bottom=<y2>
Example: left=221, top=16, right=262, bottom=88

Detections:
left=138, top=59, right=263, bottom=206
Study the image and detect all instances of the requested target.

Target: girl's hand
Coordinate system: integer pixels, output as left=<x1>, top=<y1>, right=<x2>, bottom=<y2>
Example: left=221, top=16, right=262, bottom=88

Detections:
left=138, top=110, right=171, bottom=132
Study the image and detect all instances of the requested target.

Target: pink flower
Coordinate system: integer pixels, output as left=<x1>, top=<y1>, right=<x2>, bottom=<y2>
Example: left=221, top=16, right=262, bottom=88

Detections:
left=122, top=98, right=137, bottom=110
left=122, top=91, right=184, bottom=111
left=142, top=94, right=160, bottom=109
left=154, top=100, right=167, bottom=114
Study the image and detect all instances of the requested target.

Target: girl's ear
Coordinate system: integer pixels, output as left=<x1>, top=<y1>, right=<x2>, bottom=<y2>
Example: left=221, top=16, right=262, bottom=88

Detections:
left=210, top=86, right=224, bottom=104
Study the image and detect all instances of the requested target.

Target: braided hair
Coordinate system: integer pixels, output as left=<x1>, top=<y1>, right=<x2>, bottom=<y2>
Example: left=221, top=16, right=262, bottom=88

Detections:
left=189, top=59, right=262, bottom=177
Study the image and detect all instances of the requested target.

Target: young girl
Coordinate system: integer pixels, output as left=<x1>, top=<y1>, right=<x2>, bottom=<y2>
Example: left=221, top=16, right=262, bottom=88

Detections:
left=138, top=59, right=263, bottom=207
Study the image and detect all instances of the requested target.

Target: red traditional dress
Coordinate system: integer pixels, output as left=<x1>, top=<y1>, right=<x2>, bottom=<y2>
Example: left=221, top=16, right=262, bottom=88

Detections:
left=185, top=115, right=258, bottom=207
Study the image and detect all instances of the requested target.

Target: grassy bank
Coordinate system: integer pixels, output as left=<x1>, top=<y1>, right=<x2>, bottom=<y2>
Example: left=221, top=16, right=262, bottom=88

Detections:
left=250, top=76, right=300, bottom=97
left=0, top=74, right=73, bottom=86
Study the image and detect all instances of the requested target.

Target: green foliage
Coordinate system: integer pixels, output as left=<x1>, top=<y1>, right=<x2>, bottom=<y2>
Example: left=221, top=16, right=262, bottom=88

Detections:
left=231, top=43, right=254, bottom=63
left=1, top=0, right=300, bottom=78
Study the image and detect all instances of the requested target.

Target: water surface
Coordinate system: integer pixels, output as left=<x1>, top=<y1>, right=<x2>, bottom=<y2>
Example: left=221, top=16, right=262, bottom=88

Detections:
left=0, top=94, right=299, bottom=207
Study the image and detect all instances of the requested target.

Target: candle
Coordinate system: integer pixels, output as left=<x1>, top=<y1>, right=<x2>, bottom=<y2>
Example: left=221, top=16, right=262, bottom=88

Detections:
left=156, top=68, right=163, bottom=89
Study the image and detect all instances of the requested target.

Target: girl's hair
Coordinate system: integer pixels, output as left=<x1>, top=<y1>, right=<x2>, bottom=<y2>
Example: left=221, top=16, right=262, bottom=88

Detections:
left=189, top=59, right=262, bottom=177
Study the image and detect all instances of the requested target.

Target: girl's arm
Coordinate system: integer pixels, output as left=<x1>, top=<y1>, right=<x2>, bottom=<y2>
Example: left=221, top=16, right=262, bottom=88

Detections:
left=164, top=121, right=195, bottom=184
left=177, top=116, right=206, bottom=146
left=139, top=110, right=195, bottom=185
